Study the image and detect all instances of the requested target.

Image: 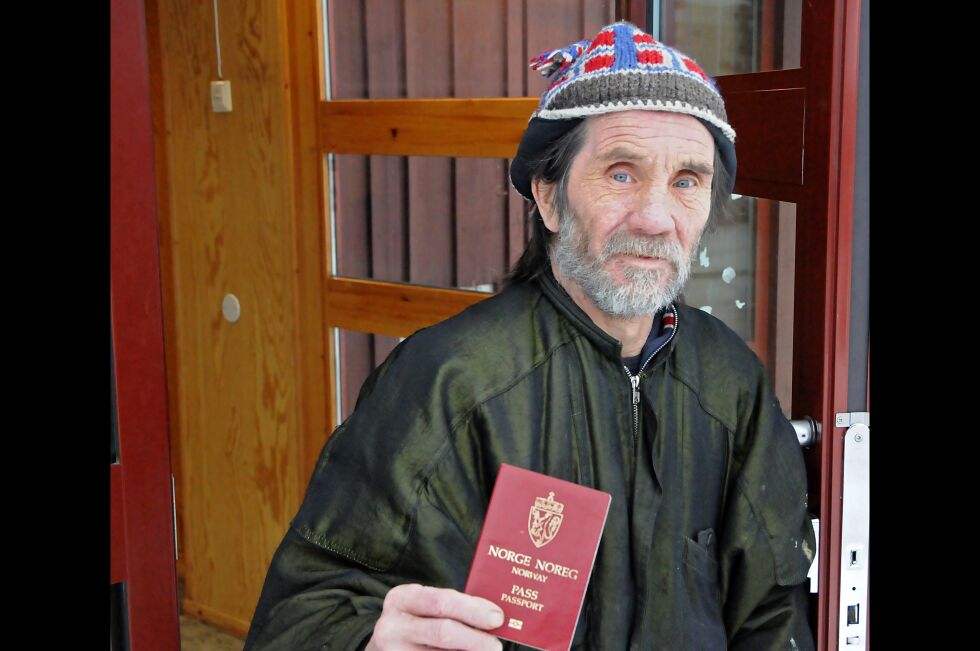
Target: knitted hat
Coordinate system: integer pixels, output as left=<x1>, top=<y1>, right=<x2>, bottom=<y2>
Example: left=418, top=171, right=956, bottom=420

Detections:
left=510, top=21, right=737, bottom=201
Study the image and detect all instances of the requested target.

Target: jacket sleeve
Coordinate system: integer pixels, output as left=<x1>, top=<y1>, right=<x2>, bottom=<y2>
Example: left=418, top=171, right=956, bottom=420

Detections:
left=243, top=339, right=490, bottom=651
left=718, top=367, right=817, bottom=651
left=242, top=448, right=488, bottom=651
left=242, top=526, right=386, bottom=651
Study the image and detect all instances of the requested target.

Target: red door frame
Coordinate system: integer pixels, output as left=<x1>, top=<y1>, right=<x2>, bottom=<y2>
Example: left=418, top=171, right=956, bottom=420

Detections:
left=110, top=0, right=180, bottom=647
left=805, top=0, right=865, bottom=646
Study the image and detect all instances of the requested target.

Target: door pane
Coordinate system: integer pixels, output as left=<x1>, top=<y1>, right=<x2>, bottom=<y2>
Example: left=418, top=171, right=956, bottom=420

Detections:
left=324, top=0, right=616, bottom=100
left=655, top=0, right=802, bottom=74
left=334, top=328, right=404, bottom=424
left=684, top=196, right=796, bottom=415
left=330, top=154, right=525, bottom=292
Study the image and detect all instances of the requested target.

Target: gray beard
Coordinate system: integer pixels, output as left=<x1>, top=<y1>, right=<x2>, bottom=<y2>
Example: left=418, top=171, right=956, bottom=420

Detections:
left=552, top=207, right=696, bottom=319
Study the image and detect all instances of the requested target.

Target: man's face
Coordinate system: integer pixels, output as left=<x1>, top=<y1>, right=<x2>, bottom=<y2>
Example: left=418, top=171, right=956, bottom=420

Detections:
left=540, top=111, right=715, bottom=318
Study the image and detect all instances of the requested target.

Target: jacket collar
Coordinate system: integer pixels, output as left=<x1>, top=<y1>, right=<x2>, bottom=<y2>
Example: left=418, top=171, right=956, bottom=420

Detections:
left=534, top=268, right=679, bottom=367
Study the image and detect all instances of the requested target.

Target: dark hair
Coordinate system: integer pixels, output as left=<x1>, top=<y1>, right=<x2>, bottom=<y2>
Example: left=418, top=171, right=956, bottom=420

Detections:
left=504, top=119, right=733, bottom=286
left=505, top=121, right=590, bottom=285
left=703, top=146, right=733, bottom=237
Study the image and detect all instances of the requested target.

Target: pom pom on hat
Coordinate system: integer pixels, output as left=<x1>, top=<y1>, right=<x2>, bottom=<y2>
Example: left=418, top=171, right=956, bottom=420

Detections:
left=510, top=21, right=737, bottom=201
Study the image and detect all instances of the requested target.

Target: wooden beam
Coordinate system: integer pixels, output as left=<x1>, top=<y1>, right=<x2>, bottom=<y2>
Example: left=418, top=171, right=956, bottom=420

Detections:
left=319, top=98, right=536, bottom=158
left=325, top=277, right=491, bottom=338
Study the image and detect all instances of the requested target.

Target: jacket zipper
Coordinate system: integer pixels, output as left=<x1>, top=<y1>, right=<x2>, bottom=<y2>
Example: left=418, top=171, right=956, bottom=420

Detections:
left=623, top=305, right=679, bottom=440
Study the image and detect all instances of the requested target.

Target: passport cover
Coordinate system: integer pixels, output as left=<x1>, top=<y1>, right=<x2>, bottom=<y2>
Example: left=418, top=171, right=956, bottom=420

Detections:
left=464, top=464, right=612, bottom=651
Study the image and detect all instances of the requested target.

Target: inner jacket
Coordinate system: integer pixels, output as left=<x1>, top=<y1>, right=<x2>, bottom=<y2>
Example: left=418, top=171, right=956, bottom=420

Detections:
left=243, top=270, right=817, bottom=651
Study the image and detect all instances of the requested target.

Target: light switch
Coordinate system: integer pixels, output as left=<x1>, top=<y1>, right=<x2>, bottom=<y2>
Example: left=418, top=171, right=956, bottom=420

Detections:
left=211, top=80, right=233, bottom=112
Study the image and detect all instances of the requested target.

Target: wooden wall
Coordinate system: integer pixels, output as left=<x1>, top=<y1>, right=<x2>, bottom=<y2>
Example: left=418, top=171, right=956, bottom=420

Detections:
left=146, top=0, right=327, bottom=636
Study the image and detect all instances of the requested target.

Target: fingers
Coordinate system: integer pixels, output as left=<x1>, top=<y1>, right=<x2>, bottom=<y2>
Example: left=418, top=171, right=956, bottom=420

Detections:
left=367, top=584, right=505, bottom=651
left=386, top=584, right=505, bottom=631
left=403, top=616, right=503, bottom=651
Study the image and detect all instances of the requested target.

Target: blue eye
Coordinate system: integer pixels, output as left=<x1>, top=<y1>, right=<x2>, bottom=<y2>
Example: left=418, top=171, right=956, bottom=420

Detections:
left=675, top=178, right=695, bottom=188
left=612, top=172, right=631, bottom=183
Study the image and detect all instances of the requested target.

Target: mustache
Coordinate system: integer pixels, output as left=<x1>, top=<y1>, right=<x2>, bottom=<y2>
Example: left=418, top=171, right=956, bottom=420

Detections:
left=599, top=233, right=684, bottom=263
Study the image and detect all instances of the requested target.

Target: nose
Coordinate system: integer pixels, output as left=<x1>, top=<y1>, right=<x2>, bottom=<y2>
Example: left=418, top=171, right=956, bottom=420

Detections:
left=626, top=184, right=675, bottom=237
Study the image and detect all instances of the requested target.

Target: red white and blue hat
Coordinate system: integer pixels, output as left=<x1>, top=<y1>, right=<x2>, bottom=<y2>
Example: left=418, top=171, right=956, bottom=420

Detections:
left=510, top=21, right=737, bottom=201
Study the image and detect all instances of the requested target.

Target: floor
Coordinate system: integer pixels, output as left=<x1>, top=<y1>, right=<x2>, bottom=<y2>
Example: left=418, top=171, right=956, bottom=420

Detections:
left=179, top=614, right=245, bottom=651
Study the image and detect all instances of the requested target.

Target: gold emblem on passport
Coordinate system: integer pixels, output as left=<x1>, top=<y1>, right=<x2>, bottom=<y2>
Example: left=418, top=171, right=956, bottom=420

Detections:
left=528, top=491, right=564, bottom=548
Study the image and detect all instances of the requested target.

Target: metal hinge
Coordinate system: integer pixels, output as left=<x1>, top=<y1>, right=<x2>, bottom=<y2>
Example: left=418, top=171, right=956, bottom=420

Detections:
left=835, top=411, right=869, bottom=428
left=836, top=412, right=869, bottom=649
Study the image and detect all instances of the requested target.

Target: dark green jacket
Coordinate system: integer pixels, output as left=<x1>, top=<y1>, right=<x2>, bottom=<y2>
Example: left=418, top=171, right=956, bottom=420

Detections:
left=244, top=272, right=816, bottom=651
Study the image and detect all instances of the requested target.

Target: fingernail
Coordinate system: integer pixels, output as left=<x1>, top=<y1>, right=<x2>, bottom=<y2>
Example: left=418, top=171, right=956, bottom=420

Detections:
left=488, top=607, right=504, bottom=628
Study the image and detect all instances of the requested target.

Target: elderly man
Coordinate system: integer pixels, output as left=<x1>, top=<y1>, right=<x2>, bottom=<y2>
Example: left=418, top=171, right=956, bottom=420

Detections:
left=244, top=20, right=815, bottom=651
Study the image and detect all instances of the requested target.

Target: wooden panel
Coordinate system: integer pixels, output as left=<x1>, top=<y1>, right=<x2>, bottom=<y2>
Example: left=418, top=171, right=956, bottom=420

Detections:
left=333, top=153, right=373, bottom=403
left=454, top=3, right=508, bottom=290
left=326, top=277, right=490, bottom=339
left=368, top=151, right=407, bottom=286
left=339, top=330, right=373, bottom=421
left=327, top=0, right=372, bottom=415
left=453, top=3, right=506, bottom=100
left=326, top=0, right=367, bottom=99
left=366, top=0, right=407, bottom=288
left=585, top=2, right=619, bottom=39
left=366, top=0, right=407, bottom=367
left=505, top=0, right=529, bottom=268
left=406, top=1, right=453, bottom=287
left=624, top=0, right=647, bottom=29
left=526, top=1, right=587, bottom=101
left=110, top=463, right=126, bottom=585
left=334, top=157, right=371, bottom=277
left=319, top=98, right=536, bottom=158
left=372, top=331, right=400, bottom=370
left=152, top=0, right=304, bottom=633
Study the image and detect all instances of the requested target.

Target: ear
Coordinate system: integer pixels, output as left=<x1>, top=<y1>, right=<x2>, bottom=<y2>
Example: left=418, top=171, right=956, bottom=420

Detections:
left=531, top=177, right=560, bottom=234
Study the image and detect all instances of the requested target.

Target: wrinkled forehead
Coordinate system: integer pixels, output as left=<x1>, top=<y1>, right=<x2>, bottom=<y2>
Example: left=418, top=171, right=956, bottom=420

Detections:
left=578, top=110, right=716, bottom=166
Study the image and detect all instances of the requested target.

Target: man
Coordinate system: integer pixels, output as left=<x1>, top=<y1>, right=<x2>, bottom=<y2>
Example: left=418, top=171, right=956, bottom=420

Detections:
left=244, top=20, right=815, bottom=651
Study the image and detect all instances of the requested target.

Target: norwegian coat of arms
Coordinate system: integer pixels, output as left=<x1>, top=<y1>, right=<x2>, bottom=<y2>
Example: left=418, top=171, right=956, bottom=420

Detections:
left=528, top=491, right=564, bottom=548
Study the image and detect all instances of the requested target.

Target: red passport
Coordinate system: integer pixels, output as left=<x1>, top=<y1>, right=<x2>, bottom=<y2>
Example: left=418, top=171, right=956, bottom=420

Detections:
left=464, top=464, right=612, bottom=651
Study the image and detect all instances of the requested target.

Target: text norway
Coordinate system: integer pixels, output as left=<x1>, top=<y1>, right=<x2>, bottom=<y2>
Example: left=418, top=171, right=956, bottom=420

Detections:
left=487, top=545, right=580, bottom=580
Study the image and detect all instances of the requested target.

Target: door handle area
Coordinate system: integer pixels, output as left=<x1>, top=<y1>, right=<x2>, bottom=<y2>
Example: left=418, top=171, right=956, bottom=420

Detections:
left=790, top=417, right=819, bottom=448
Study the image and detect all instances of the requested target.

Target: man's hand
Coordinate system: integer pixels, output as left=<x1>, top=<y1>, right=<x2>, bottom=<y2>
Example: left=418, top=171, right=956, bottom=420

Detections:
left=365, top=584, right=505, bottom=651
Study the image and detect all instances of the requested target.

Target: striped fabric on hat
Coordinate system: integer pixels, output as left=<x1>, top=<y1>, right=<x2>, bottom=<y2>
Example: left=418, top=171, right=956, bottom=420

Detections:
left=509, top=21, right=738, bottom=202
left=530, top=21, right=734, bottom=144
